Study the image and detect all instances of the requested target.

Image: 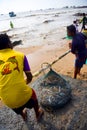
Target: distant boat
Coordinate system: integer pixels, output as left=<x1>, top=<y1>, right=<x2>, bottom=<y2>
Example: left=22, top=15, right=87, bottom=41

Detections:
left=9, top=12, right=16, bottom=17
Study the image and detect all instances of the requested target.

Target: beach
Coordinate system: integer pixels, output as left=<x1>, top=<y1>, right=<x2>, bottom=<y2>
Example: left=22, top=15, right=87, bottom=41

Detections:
left=0, top=7, right=87, bottom=78
left=14, top=39, right=87, bottom=81
left=0, top=7, right=87, bottom=130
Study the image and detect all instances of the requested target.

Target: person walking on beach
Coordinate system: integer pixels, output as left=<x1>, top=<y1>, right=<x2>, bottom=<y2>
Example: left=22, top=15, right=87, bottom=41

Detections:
left=0, top=33, right=44, bottom=121
left=10, top=21, right=14, bottom=29
left=73, top=20, right=79, bottom=32
left=67, top=25, right=87, bottom=79
left=80, top=13, right=87, bottom=32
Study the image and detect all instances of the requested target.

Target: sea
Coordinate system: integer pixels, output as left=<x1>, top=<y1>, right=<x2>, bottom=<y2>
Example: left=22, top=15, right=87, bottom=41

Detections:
left=0, top=8, right=87, bottom=47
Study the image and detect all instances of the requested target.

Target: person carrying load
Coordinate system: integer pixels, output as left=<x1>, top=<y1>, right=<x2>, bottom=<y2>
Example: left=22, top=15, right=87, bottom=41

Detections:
left=0, top=33, right=44, bottom=121
left=67, top=25, right=87, bottom=79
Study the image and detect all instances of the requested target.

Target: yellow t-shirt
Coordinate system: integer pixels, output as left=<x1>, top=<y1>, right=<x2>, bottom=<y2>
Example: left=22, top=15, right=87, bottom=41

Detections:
left=0, top=49, right=32, bottom=108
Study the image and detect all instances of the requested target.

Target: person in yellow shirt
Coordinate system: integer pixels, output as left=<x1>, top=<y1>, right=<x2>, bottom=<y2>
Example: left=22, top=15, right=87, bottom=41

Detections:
left=0, top=33, right=44, bottom=121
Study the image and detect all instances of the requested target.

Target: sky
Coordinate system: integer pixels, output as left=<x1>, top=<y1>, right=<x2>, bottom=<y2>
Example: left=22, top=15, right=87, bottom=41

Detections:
left=0, top=0, right=87, bottom=14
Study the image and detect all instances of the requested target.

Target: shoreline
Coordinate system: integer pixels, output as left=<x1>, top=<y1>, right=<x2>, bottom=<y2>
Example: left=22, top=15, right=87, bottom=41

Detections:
left=0, top=32, right=87, bottom=130
left=14, top=39, right=87, bottom=80
left=0, top=7, right=87, bottom=129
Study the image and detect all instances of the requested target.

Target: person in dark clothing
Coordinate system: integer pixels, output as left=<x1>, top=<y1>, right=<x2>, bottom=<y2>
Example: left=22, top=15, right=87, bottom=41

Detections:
left=67, top=25, right=87, bottom=79
left=80, top=13, right=87, bottom=32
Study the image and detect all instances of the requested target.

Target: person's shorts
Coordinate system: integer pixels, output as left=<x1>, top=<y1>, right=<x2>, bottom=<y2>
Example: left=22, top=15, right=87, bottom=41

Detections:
left=12, top=89, right=37, bottom=115
left=75, top=57, right=86, bottom=68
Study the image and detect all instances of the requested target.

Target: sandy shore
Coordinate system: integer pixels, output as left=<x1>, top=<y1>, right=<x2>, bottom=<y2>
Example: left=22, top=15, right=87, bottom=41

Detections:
left=1, top=8, right=87, bottom=129
left=14, top=38, right=87, bottom=80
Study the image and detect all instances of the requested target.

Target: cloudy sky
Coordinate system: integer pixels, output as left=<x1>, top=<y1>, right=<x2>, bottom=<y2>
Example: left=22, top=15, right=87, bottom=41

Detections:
left=0, top=0, right=87, bottom=14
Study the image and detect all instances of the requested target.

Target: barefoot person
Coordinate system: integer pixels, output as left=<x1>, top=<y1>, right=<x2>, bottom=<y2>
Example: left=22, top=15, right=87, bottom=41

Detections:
left=0, top=33, right=44, bottom=121
left=67, top=25, right=87, bottom=79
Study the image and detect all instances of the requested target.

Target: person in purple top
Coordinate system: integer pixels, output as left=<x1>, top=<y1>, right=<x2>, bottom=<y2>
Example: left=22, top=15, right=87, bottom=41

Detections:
left=0, top=33, right=44, bottom=121
left=67, top=24, right=87, bottom=79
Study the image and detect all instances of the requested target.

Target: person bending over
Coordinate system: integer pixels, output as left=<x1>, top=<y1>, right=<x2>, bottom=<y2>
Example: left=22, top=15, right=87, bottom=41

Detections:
left=67, top=25, right=87, bottom=79
left=0, top=33, right=44, bottom=121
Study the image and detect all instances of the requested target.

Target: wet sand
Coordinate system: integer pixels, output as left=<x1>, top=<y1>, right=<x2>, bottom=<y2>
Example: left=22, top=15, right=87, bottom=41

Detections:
left=14, top=38, right=87, bottom=80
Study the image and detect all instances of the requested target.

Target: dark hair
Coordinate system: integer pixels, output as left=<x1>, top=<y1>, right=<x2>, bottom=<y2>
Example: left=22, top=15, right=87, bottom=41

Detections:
left=83, top=13, right=86, bottom=16
left=67, top=24, right=76, bottom=34
left=0, top=33, right=13, bottom=50
left=73, top=20, right=76, bottom=24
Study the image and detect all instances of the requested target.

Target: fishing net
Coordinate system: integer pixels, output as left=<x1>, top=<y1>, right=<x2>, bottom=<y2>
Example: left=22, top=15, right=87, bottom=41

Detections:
left=32, top=69, right=72, bottom=111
